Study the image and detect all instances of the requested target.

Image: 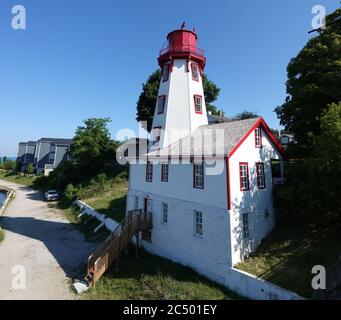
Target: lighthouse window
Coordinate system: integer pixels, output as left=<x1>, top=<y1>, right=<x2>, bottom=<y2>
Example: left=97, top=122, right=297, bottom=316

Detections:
left=191, top=63, right=199, bottom=81
left=162, top=64, right=169, bottom=82
left=194, top=95, right=203, bottom=114
left=157, top=95, right=166, bottom=114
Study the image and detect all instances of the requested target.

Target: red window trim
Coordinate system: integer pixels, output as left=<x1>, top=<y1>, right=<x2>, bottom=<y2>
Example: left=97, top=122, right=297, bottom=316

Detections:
left=157, top=95, right=166, bottom=114
left=255, top=127, right=262, bottom=148
left=146, top=161, right=153, bottom=182
left=193, top=94, right=203, bottom=114
left=191, top=62, right=200, bottom=81
left=256, top=162, right=266, bottom=189
left=239, top=162, right=249, bottom=191
left=162, top=64, right=169, bottom=82
left=193, top=162, right=204, bottom=189
left=161, top=163, right=169, bottom=182
left=228, top=118, right=287, bottom=160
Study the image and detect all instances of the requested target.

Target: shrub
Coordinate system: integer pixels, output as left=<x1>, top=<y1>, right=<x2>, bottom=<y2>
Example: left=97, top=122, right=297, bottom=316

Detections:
left=65, top=183, right=78, bottom=201
left=96, top=173, right=107, bottom=191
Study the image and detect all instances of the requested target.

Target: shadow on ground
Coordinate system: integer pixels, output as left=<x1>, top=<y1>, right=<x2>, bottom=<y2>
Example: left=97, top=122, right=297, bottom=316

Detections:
left=1, top=216, right=98, bottom=278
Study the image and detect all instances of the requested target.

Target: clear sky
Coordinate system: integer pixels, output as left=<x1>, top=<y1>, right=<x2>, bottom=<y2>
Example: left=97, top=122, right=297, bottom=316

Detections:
left=0, top=0, right=339, bottom=156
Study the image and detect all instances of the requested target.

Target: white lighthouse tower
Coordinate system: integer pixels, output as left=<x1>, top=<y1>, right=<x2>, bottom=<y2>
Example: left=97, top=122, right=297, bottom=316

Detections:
left=150, top=25, right=208, bottom=149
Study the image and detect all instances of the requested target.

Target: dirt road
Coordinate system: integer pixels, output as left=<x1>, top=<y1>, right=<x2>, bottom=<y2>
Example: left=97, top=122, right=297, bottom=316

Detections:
left=0, top=180, right=96, bottom=300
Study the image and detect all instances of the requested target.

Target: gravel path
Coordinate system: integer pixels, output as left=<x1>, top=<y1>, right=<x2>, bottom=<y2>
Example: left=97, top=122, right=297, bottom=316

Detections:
left=0, top=180, right=97, bottom=300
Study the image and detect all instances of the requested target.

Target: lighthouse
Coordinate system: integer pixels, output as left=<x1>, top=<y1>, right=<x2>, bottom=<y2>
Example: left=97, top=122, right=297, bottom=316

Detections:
left=150, top=25, right=208, bottom=150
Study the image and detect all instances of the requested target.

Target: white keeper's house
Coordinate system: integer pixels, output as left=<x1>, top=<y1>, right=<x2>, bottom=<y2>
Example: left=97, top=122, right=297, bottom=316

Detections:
left=124, top=26, right=286, bottom=284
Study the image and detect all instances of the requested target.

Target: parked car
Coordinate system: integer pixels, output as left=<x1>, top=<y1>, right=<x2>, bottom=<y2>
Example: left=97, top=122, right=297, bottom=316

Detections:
left=44, top=190, right=59, bottom=201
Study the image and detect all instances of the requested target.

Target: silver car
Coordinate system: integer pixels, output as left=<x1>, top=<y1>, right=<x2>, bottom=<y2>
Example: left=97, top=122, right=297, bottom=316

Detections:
left=44, top=190, right=59, bottom=201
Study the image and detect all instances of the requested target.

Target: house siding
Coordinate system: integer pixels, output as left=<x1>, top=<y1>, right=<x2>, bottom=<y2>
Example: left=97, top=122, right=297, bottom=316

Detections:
left=228, top=127, right=283, bottom=265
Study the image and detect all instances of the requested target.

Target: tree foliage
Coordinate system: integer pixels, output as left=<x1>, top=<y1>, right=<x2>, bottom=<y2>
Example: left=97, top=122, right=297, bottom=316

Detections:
left=34, top=118, right=125, bottom=192
left=2, top=160, right=15, bottom=171
left=275, top=9, right=341, bottom=154
left=136, top=69, right=222, bottom=132
left=232, top=110, right=260, bottom=120
left=27, top=163, right=34, bottom=175
left=69, top=118, right=118, bottom=175
left=274, top=102, right=341, bottom=226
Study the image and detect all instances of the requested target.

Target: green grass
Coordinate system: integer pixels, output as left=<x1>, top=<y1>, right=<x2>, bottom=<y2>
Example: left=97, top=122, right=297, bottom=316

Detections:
left=82, top=244, right=238, bottom=300
left=235, top=220, right=341, bottom=298
left=0, top=170, right=36, bottom=187
left=0, top=229, right=4, bottom=243
left=58, top=179, right=128, bottom=242
left=62, top=179, right=238, bottom=300
left=85, top=180, right=127, bottom=222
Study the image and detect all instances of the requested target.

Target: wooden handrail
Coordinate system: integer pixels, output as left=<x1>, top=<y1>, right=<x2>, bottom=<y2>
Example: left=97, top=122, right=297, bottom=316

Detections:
left=86, top=209, right=152, bottom=286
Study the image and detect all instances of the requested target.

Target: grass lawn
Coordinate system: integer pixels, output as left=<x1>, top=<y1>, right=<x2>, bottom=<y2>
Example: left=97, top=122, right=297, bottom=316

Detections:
left=0, top=170, right=36, bottom=187
left=62, top=179, right=238, bottom=300
left=235, top=220, right=341, bottom=298
left=82, top=243, right=238, bottom=300
left=85, top=180, right=127, bottom=222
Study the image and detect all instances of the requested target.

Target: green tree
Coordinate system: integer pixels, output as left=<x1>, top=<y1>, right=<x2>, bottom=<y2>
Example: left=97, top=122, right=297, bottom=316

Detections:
left=15, top=161, right=23, bottom=173
left=69, top=118, right=111, bottom=174
left=201, top=74, right=221, bottom=115
left=96, top=173, right=107, bottom=191
left=275, top=9, right=341, bottom=154
left=271, top=129, right=280, bottom=138
left=3, top=160, right=15, bottom=171
left=274, top=102, right=341, bottom=225
left=233, top=110, right=260, bottom=120
left=313, top=101, right=341, bottom=161
left=136, top=70, right=222, bottom=132
left=65, top=183, right=78, bottom=201
left=27, top=163, right=34, bottom=176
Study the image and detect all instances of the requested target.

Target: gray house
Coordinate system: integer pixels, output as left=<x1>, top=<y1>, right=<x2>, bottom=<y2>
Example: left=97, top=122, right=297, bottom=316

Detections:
left=17, top=141, right=38, bottom=168
left=17, top=138, right=73, bottom=175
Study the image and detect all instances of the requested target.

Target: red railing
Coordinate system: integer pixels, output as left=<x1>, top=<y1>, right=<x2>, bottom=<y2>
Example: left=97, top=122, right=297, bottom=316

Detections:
left=159, top=45, right=204, bottom=57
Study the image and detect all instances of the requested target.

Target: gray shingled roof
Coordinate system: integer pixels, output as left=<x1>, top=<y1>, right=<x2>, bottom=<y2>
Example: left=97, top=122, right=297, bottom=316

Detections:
left=39, top=138, right=73, bottom=145
left=147, top=117, right=260, bottom=158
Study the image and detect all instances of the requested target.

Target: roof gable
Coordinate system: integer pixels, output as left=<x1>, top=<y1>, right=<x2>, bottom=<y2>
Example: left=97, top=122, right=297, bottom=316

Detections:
left=145, top=117, right=287, bottom=159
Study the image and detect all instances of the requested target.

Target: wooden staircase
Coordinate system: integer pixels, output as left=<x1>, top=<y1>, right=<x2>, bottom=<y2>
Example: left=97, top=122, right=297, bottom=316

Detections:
left=84, top=209, right=152, bottom=287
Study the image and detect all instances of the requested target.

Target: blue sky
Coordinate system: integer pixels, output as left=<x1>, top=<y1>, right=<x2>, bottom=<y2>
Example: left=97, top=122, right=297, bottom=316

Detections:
left=0, top=0, right=339, bottom=156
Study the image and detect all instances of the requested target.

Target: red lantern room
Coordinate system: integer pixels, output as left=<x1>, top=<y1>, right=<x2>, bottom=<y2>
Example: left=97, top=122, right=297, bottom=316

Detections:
left=158, top=25, right=206, bottom=71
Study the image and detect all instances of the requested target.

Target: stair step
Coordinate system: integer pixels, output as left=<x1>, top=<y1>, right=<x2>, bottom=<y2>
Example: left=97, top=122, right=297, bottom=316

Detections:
left=85, top=213, right=150, bottom=287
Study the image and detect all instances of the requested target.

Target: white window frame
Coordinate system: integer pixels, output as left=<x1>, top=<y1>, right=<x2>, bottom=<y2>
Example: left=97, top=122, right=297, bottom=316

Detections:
left=194, top=210, right=203, bottom=237
left=255, top=127, right=262, bottom=147
left=161, top=163, right=169, bottom=182
left=193, top=163, right=204, bottom=189
left=134, top=195, right=139, bottom=210
left=242, top=213, right=249, bottom=239
left=146, top=162, right=153, bottom=182
left=161, top=202, right=168, bottom=225
left=256, top=162, right=266, bottom=189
